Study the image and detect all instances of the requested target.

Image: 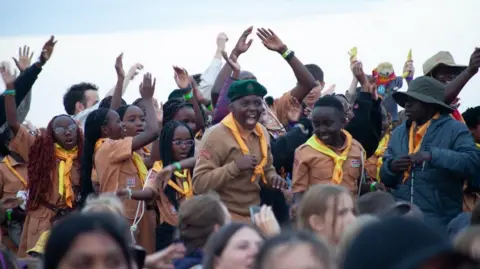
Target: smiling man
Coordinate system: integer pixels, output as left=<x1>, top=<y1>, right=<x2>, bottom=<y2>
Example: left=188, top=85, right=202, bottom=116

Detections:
left=193, top=79, right=287, bottom=222
left=380, top=76, right=479, bottom=231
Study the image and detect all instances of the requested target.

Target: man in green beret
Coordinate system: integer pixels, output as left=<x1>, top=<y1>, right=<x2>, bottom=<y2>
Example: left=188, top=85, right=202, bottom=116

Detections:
left=380, top=76, right=479, bottom=231
left=193, top=79, right=288, bottom=222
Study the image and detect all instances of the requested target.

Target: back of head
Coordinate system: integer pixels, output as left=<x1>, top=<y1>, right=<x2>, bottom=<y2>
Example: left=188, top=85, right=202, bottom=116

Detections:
left=63, top=82, right=98, bottom=115
left=342, top=217, right=454, bottom=269
left=305, top=64, right=324, bottom=82
left=44, top=212, right=132, bottom=269
left=82, top=193, right=125, bottom=216
left=255, top=230, right=334, bottom=269
left=357, top=191, right=396, bottom=215
left=297, top=184, right=347, bottom=230
left=178, top=193, right=227, bottom=250
left=338, top=215, right=379, bottom=257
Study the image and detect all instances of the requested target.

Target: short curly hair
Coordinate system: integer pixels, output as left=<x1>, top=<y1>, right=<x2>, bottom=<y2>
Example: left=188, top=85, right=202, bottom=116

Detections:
left=63, top=82, right=98, bottom=115
left=462, top=106, right=480, bottom=129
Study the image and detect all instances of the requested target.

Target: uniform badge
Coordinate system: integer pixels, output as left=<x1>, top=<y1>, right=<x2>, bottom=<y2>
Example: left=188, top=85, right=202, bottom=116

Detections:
left=351, top=159, right=360, bottom=168
left=126, top=178, right=136, bottom=188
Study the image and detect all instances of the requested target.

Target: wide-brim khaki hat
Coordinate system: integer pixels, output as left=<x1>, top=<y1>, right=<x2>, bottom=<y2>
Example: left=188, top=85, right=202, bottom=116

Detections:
left=393, top=76, right=453, bottom=113
left=423, top=51, right=467, bottom=75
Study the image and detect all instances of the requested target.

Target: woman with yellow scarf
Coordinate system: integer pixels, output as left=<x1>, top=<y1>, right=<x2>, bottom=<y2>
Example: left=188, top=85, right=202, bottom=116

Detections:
left=80, top=73, right=161, bottom=253
left=365, top=107, right=391, bottom=182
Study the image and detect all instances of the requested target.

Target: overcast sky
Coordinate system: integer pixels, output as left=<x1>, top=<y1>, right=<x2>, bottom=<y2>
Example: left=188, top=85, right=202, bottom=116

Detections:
left=1, top=0, right=479, bottom=125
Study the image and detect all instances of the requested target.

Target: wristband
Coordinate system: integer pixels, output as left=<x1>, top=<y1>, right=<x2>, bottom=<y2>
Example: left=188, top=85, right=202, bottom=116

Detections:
left=207, top=103, right=213, bottom=111
left=6, top=209, right=12, bottom=221
left=173, top=162, right=182, bottom=171
left=370, top=182, right=378, bottom=192
left=183, top=91, right=193, bottom=101
left=282, top=49, right=292, bottom=59
left=3, top=89, right=15, bottom=96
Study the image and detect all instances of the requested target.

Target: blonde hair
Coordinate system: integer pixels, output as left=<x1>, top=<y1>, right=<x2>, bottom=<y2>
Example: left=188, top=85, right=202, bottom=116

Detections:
left=338, top=215, right=379, bottom=258
left=82, top=193, right=124, bottom=215
left=297, top=184, right=349, bottom=231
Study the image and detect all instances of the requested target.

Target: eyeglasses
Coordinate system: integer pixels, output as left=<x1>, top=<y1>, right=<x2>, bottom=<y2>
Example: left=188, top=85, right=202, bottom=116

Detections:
left=172, top=139, right=194, bottom=147
left=54, top=124, right=78, bottom=135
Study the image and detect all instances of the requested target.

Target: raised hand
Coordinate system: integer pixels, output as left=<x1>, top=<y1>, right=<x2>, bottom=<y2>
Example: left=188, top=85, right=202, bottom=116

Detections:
left=173, top=66, right=190, bottom=89
left=352, top=61, right=367, bottom=86
left=256, top=28, right=287, bottom=53
left=153, top=98, right=163, bottom=123
left=140, top=72, right=156, bottom=99
left=12, top=45, right=33, bottom=72
left=0, top=62, right=18, bottom=88
left=114, top=53, right=125, bottom=78
left=126, top=63, right=144, bottom=81
left=39, top=35, right=57, bottom=63
left=232, top=26, right=254, bottom=57
left=221, top=50, right=241, bottom=72
left=216, top=32, right=228, bottom=52
left=286, top=97, right=301, bottom=122
left=467, top=47, right=480, bottom=76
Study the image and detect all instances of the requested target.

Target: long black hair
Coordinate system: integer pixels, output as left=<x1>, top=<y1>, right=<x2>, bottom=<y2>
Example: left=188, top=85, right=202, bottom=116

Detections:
left=116, top=104, right=133, bottom=120
left=159, top=120, right=195, bottom=209
left=79, top=108, right=110, bottom=205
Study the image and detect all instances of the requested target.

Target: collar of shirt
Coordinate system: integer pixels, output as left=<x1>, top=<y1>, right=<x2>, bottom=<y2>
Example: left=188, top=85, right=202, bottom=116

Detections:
left=235, top=120, right=260, bottom=141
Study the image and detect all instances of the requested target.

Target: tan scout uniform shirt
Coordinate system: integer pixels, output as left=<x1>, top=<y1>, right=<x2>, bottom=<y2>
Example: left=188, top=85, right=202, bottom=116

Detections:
left=292, top=137, right=364, bottom=196
left=193, top=122, right=277, bottom=220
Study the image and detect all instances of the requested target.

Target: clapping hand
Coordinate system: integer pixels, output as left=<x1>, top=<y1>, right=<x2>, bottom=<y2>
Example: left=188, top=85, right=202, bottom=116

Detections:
left=140, top=73, right=156, bottom=99
left=221, top=50, right=241, bottom=79
left=0, top=62, right=17, bottom=88
left=173, top=66, right=190, bottom=89
left=232, top=26, right=254, bottom=57
left=39, top=35, right=57, bottom=64
left=216, top=32, right=228, bottom=52
left=12, top=45, right=33, bottom=72
left=115, top=53, right=125, bottom=78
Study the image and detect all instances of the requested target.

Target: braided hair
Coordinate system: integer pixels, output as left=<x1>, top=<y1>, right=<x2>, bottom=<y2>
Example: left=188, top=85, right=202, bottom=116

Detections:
left=27, top=115, right=84, bottom=211
left=159, top=120, right=195, bottom=209
left=162, top=99, right=194, bottom=125
left=79, top=108, right=110, bottom=205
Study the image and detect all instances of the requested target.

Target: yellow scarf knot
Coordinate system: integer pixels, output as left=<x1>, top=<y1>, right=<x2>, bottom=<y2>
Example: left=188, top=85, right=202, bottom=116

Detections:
left=221, top=113, right=268, bottom=184
left=305, top=130, right=353, bottom=184
left=55, top=144, right=78, bottom=208
left=168, top=169, right=193, bottom=199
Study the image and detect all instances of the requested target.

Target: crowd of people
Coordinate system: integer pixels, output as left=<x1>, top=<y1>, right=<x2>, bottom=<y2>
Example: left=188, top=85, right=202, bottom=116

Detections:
left=0, top=25, right=479, bottom=269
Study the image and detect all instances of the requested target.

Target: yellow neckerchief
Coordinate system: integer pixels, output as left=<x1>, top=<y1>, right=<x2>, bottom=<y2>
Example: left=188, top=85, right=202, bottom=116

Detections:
left=132, top=152, right=148, bottom=186
left=167, top=169, right=193, bottom=199
left=374, top=134, right=390, bottom=181
left=142, top=146, right=150, bottom=156
left=221, top=113, right=268, bottom=184
left=195, top=130, right=203, bottom=140
left=2, top=156, right=27, bottom=187
left=95, top=138, right=106, bottom=152
left=152, top=160, right=163, bottom=173
left=403, top=113, right=440, bottom=182
left=55, top=144, right=78, bottom=208
left=476, top=143, right=480, bottom=149
left=305, top=130, right=353, bottom=184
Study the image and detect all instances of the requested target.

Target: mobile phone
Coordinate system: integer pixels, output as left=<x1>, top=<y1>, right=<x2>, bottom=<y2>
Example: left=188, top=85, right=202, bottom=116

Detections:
left=130, top=245, right=146, bottom=269
left=249, top=206, right=261, bottom=224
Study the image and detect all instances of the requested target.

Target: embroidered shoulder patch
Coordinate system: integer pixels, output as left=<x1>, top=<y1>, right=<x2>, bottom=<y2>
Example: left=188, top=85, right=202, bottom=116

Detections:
left=199, top=150, right=212, bottom=160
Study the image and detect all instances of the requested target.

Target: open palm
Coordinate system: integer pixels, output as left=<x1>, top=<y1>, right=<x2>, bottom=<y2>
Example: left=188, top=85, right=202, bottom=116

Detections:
left=256, top=28, right=286, bottom=53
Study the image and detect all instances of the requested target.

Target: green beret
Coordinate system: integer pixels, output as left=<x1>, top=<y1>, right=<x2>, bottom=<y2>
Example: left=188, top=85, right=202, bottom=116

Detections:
left=227, top=80, right=267, bottom=103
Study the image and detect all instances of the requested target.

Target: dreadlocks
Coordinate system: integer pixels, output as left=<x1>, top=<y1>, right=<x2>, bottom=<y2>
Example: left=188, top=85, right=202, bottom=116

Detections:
left=79, top=108, right=110, bottom=205
left=159, top=120, right=195, bottom=209
left=27, top=115, right=84, bottom=211
left=162, top=99, right=193, bottom=125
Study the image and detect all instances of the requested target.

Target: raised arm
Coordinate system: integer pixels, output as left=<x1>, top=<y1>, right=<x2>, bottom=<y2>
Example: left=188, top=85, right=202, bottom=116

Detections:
left=174, top=66, right=206, bottom=131
left=1, top=64, right=20, bottom=134
left=256, top=28, right=317, bottom=102
left=444, top=48, right=480, bottom=104
left=110, top=53, right=125, bottom=110
left=131, top=73, right=161, bottom=150
left=197, top=33, right=227, bottom=102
